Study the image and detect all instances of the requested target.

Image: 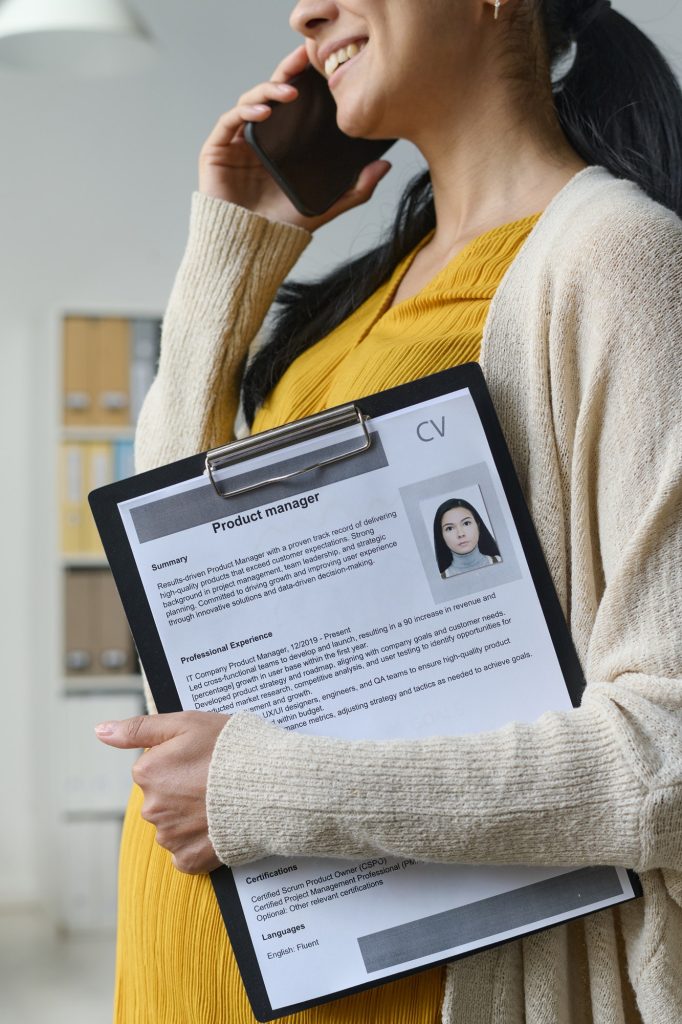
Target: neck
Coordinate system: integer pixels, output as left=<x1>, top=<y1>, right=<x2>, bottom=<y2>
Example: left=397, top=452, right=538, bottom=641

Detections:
left=448, top=546, right=492, bottom=571
left=408, top=69, right=586, bottom=256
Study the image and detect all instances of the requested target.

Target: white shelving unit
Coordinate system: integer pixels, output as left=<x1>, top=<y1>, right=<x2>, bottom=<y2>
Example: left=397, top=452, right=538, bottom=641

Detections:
left=44, top=310, right=160, bottom=932
left=64, top=674, right=144, bottom=695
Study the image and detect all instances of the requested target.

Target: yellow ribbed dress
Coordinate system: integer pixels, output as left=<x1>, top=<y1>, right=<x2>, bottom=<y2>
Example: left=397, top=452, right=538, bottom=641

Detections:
left=115, top=213, right=540, bottom=1024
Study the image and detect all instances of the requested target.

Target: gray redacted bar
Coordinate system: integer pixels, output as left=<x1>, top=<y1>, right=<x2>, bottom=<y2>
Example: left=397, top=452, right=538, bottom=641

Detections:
left=357, top=865, right=624, bottom=973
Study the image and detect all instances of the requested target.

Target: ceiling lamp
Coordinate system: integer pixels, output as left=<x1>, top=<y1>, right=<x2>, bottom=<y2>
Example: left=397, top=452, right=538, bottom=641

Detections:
left=0, top=0, right=154, bottom=75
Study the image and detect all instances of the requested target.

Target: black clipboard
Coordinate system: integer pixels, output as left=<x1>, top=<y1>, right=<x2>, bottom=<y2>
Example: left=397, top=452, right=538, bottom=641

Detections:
left=90, top=364, right=641, bottom=1021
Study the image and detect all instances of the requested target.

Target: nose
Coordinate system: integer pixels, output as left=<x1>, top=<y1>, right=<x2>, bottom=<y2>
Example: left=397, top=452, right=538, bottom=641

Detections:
left=289, top=0, right=338, bottom=37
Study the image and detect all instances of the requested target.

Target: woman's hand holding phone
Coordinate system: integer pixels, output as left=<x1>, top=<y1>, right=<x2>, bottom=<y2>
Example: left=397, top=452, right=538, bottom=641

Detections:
left=198, top=45, right=392, bottom=231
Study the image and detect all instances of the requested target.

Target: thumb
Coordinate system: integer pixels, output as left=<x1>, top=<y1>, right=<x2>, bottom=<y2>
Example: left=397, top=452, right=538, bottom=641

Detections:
left=94, top=713, right=185, bottom=749
left=329, top=158, right=392, bottom=216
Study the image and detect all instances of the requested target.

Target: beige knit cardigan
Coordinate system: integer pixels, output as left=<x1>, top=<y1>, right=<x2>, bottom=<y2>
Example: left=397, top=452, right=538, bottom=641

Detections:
left=135, top=166, right=682, bottom=1024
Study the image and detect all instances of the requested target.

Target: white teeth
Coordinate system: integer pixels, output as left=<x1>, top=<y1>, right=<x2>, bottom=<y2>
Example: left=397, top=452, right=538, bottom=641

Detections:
left=324, top=41, right=365, bottom=78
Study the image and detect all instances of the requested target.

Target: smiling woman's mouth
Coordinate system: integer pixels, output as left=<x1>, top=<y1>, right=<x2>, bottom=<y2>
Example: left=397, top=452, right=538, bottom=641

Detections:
left=324, top=39, right=368, bottom=79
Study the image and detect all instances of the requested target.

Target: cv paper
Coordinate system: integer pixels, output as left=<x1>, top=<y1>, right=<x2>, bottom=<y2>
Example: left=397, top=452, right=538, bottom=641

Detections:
left=117, top=388, right=635, bottom=1012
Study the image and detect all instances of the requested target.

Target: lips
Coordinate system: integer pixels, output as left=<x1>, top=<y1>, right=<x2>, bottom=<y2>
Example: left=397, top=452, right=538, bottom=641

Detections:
left=319, top=36, right=368, bottom=79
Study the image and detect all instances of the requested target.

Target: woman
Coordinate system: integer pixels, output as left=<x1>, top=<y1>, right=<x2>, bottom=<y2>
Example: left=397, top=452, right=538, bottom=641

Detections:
left=433, top=498, right=501, bottom=578
left=98, top=1, right=682, bottom=1021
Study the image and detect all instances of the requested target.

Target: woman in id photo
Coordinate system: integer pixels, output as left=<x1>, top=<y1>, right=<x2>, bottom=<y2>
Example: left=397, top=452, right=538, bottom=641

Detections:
left=433, top=497, right=501, bottom=578
left=97, top=2, right=682, bottom=1023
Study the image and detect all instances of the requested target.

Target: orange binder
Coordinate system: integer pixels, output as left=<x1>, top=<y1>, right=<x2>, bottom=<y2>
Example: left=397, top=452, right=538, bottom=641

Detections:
left=63, top=317, right=95, bottom=426
left=93, top=318, right=131, bottom=427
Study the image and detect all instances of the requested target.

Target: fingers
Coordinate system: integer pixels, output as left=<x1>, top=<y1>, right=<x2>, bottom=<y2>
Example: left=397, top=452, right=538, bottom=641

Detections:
left=354, top=159, right=393, bottom=196
left=238, top=80, right=298, bottom=110
left=270, top=43, right=310, bottom=83
left=204, top=45, right=309, bottom=153
left=171, top=845, right=222, bottom=875
left=203, top=81, right=299, bottom=151
left=326, top=159, right=393, bottom=217
left=94, top=712, right=189, bottom=749
left=144, top=800, right=219, bottom=873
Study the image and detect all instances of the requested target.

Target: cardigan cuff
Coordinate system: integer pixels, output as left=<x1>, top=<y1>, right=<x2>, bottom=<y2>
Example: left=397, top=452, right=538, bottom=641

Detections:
left=173, top=193, right=312, bottom=328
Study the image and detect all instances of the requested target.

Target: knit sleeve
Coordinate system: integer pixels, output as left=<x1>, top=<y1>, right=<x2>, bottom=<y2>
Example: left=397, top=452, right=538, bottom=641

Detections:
left=576, top=204, right=682, bottom=874
left=134, top=193, right=310, bottom=473
left=206, top=196, right=682, bottom=874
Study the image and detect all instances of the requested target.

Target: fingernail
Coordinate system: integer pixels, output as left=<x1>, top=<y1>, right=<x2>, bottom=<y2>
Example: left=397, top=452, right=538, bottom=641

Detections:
left=95, top=722, right=115, bottom=737
left=275, top=83, right=295, bottom=93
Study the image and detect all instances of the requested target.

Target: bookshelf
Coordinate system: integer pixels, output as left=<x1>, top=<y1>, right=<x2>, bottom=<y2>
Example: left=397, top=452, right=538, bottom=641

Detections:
left=61, top=555, right=110, bottom=569
left=52, top=312, right=161, bottom=931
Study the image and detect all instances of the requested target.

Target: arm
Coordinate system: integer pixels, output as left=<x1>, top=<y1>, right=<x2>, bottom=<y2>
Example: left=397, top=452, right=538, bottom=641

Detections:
left=127, top=50, right=391, bottom=720
left=134, top=44, right=391, bottom=474
left=134, top=194, right=310, bottom=472
left=132, top=199, right=308, bottom=717
left=206, top=208, right=682, bottom=874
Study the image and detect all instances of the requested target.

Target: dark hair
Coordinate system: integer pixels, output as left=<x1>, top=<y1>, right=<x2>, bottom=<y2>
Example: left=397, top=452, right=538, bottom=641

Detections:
left=241, top=170, right=435, bottom=425
left=433, top=499, right=501, bottom=576
left=241, top=2, right=682, bottom=426
left=547, top=1, right=682, bottom=214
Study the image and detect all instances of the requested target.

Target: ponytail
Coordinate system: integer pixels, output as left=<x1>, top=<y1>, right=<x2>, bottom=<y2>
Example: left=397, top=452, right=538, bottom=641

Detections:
left=547, top=1, right=682, bottom=216
left=241, top=3, right=682, bottom=427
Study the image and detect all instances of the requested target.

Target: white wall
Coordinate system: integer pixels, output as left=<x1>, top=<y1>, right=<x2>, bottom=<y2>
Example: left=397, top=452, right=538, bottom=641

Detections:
left=0, top=0, right=679, bottom=907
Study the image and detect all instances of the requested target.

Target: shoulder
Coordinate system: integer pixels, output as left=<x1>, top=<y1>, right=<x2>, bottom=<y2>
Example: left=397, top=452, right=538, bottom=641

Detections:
left=523, top=168, right=682, bottom=373
left=493, top=167, right=682, bottom=345
left=536, top=167, right=682, bottom=287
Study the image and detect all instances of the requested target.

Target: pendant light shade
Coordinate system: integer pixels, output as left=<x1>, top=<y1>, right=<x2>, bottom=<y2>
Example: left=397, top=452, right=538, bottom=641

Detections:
left=0, top=0, right=154, bottom=75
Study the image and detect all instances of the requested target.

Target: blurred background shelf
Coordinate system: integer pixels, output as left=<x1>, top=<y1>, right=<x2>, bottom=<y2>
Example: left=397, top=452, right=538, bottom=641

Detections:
left=61, top=426, right=136, bottom=443
left=63, top=674, right=143, bottom=696
left=51, top=312, right=159, bottom=933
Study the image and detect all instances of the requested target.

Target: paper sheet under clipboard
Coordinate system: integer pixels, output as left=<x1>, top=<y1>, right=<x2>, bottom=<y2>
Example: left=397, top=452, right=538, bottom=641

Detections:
left=90, top=365, right=640, bottom=1021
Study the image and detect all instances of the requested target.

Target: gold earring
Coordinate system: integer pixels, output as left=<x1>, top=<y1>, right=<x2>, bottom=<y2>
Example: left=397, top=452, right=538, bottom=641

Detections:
left=494, top=0, right=501, bottom=19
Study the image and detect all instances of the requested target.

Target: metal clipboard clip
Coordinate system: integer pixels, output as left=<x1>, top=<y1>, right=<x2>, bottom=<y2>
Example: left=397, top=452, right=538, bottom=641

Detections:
left=205, top=404, right=372, bottom=500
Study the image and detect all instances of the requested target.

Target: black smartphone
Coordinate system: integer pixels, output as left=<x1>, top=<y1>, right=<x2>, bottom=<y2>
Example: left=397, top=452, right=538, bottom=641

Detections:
left=244, top=65, right=395, bottom=218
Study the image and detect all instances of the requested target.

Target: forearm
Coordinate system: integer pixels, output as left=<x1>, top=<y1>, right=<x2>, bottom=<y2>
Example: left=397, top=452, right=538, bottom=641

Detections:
left=135, top=194, right=310, bottom=472
left=205, top=684, right=658, bottom=871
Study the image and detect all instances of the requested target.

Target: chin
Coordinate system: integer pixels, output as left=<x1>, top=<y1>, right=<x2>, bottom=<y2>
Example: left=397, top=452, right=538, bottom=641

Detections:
left=337, top=114, right=372, bottom=139
left=335, top=99, right=384, bottom=140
